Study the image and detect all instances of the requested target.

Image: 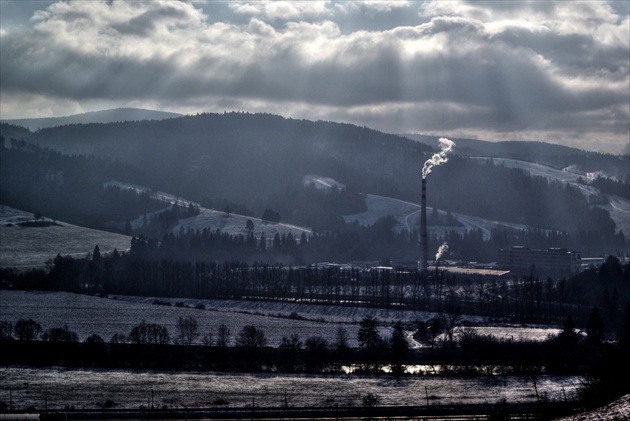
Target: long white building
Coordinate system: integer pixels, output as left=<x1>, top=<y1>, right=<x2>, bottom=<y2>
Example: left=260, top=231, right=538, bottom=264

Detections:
left=498, top=246, right=582, bottom=277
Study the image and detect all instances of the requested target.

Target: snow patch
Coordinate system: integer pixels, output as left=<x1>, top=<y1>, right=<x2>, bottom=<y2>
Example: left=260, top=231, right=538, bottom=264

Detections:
left=302, top=175, right=345, bottom=190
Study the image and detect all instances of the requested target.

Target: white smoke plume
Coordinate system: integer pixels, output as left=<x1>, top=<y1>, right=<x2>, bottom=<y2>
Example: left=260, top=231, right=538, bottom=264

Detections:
left=435, top=242, right=449, bottom=262
left=422, top=137, right=455, bottom=179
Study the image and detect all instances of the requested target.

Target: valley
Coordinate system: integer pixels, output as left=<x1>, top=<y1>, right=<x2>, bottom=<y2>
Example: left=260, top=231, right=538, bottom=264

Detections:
left=1, top=110, right=628, bottom=419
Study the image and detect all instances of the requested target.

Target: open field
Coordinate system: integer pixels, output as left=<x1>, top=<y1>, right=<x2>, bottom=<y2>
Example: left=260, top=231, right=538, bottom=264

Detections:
left=0, top=290, right=560, bottom=347
left=0, top=206, right=131, bottom=269
left=0, top=366, right=578, bottom=411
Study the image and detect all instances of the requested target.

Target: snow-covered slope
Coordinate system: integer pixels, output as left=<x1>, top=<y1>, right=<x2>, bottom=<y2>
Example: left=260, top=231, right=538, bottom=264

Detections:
left=0, top=205, right=131, bottom=268
left=105, top=181, right=311, bottom=240
left=302, top=174, right=345, bottom=190
left=479, top=157, right=629, bottom=236
left=173, top=207, right=311, bottom=240
left=345, top=155, right=629, bottom=240
left=344, top=194, right=534, bottom=240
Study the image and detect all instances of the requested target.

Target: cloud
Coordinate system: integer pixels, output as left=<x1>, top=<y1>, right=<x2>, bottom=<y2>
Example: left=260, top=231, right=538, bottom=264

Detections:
left=0, top=0, right=628, bottom=153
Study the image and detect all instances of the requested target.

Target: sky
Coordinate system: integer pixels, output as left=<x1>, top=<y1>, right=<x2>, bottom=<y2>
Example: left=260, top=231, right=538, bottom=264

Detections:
left=1, top=1, right=628, bottom=154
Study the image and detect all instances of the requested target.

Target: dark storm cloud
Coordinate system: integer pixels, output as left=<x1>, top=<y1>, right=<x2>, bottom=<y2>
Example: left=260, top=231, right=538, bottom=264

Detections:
left=0, top=0, right=628, bottom=153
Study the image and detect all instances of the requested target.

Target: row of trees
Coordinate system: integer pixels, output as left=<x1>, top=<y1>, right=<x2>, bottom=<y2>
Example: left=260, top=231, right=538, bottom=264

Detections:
left=3, top=307, right=628, bottom=389
left=0, top=315, right=396, bottom=350
left=30, top=247, right=627, bottom=329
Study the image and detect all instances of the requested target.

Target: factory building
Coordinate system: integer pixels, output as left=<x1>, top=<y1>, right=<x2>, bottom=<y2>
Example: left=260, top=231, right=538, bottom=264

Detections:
left=499, top=246, right=582, bottom=277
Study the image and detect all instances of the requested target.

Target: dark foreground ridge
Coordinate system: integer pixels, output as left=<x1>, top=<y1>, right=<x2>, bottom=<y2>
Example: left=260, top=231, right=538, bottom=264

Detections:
left=38, top=402, right=576, bottom=420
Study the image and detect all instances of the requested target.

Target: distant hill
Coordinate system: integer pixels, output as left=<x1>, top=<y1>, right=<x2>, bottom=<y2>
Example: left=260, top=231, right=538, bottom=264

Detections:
left=19, top=112, right=433, bottom=209
left=403, top=134, right=629, bottom=181
left=2, top=108, right=182, bottom=131
left=1, top=112, right=626, bottom=257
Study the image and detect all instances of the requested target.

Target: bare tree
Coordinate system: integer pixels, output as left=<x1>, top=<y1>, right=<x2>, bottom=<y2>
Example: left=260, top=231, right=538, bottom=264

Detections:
left=236, top=325, right=267, bottom=348
left=216, top=324, right=231, bottom=347
left=334, top=326, right=350, bottom=351
left=280, top=333, right=303, bottom=351
left=176, top=316, right=199, bottom=346
left=42, top=325, right=79, bottom=342
left=14, top=318, right=42, bottom=341
left=128, top=321, right=170, bottom=345
left=0, top=320, right=13, bottom=340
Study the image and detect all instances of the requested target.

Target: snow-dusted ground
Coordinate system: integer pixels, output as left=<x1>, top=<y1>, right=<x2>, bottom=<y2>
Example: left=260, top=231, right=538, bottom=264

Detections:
left=0, top=366, right=579, bottom=410
left=554, top=394, right=630, bottom=421
left=0, top=290, right=561, bottom=348
left=478, top=157, right=630, bottom=236
left=344, top=194, right=533, bottom=240
left=303, top=174, right=345, bottom=190
left=343, top=157, right=629, bottom=240
left=0, top=290, right=364, bottom=348
left=173, top=208, right=311, bottom=241
left=105, top=180, right=311, bottom=240
left=0, top=205, right=131, bottom=268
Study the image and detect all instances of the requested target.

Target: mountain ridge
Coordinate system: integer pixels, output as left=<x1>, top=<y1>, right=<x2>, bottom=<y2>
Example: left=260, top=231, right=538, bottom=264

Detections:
left=1, top=107, right=182, bottom=131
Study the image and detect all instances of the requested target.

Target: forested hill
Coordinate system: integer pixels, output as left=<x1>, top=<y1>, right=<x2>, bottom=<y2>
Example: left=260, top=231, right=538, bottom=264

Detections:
left=1, top=112, right=626, bottom=257
left=404, top=133, right=630, bottom=181
left=1, top=108, right=182, bottom=131
left=14, top=112, right=433, bottom=207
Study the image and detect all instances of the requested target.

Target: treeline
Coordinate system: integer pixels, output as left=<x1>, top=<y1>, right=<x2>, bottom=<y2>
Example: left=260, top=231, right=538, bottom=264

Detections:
left=4, top=245, right=628, bottom=328
left=2, top=126, right=626, bottom=260
left=440, top=225, right=627, bottom=262
left=429, top=157, right=620, bottom=240
left=588, top=174, right=630, bottom=198
left=117, top=212, right=625, bottom=266
left=2, top=307, right=629, bottom=398
left=268, top=183, right=367, bottom=233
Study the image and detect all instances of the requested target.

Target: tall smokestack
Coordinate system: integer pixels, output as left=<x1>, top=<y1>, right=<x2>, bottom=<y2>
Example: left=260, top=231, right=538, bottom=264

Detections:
left=418, top=137, right=454, bottom=273
left=419, top=177, right=428, bottom=273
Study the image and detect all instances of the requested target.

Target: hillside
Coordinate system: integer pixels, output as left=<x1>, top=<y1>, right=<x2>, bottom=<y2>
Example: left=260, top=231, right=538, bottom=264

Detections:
left=404, top=134, right=630, bottom=181
left=1, top=112, right=626, bottom=259
left=0, top=205, right=131, bottom=269
left=106, top=180, right=312, bottom=241
left=17, top=112, right=431, bottom=208
left=482, top=158, right=630, bottom=237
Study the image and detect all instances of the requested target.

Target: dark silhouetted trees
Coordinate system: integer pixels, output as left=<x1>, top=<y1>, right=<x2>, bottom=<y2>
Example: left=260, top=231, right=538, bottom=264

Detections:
left=236, top=325, right=267, bottom=348
left=14, top=318, right=42, bottom=341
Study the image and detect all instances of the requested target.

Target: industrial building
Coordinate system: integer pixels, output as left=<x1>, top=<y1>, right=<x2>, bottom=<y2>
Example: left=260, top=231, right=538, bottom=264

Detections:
left=499, top=246, right=581, bottom=277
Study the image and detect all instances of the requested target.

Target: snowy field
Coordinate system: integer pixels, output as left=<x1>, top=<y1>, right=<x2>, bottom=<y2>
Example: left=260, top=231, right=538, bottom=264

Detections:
left=0, top=290, right=560, bottom=347
left=0, top=290, right=365, bottom=347
left=0, top=366, right=579, bottom=410
left=0, top=205, right=131, bottom=269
